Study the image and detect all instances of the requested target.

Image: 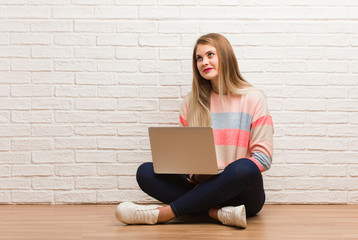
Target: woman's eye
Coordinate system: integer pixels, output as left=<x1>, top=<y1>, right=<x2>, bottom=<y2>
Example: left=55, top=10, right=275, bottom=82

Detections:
left=208, top=53, right=214, bottom=57
left=197, top=56, right=202, bottom=61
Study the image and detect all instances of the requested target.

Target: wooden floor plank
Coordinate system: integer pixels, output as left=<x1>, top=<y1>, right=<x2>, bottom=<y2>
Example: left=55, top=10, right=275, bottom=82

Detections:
left=0, top=204, right=357, bottom=240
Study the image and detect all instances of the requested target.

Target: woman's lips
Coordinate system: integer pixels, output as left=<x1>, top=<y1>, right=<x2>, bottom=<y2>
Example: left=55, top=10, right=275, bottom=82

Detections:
left=203, top=68, right=212, bottom=73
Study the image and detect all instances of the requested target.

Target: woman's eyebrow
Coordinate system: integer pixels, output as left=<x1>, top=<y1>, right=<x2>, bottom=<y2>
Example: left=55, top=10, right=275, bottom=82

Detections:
left=196, top=50, right=215, bottom=57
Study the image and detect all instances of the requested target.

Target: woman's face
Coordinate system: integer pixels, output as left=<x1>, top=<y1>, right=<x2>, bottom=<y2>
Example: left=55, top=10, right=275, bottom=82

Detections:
left=195, top=44, right=219, bottom=83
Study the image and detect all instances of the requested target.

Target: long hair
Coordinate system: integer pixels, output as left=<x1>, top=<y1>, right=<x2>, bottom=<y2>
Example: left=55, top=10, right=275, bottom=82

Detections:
left=188, top=33, right=252, bottom=127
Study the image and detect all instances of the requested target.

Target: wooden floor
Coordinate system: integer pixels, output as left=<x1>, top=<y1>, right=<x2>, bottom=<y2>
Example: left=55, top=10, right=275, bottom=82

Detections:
left=0, top=204, right=357, bottom=240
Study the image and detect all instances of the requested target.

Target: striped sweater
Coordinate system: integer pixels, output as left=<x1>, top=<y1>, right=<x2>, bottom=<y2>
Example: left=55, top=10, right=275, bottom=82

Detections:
left=179, top=88, right=274, bottom=172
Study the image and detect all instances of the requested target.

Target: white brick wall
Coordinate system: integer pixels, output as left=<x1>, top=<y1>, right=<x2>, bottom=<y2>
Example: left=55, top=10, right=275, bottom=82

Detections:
left=0, top=1, right=357, bottom=205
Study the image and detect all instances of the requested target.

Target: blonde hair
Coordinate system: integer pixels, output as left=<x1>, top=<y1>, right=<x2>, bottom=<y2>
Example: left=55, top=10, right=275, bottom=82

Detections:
left=188, top=33, right=252, bottom=127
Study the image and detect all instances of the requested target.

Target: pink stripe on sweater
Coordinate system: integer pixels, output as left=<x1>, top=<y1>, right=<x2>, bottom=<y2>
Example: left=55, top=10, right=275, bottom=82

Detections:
left=179, top=115, right=188, bottom=127
left=248, top=157, right=265, bottom=172
left=251, top=115, right=273, bottom=128
left=213, top=129, right=250, bottom=147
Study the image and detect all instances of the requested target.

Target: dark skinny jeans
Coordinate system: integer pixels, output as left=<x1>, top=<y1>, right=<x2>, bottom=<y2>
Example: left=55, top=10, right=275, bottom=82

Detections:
left=136, top=158, right=265, bottom=218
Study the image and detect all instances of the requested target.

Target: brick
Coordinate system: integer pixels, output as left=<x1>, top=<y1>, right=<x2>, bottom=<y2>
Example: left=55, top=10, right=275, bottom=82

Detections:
left=12, top=111, right=53, bottom=123
left=0, top=192, right=10, bottom=203
left=76, top=73, right=117, bottom=85
left=75, top=125, right=116, bottom=136
left=0, top=47, right=30, bottom=57
left=73, top=0, right=113, bottom=4
left=11, top=59, right=51, bottom=71
left=308, top=61, right=349, bottom=73
left=97, top=190, right=152, bottom=203
left=327, top=100, right=358, bottom=112
left=0, top=99, right=30, bottom=110
left=273, top=137, right=306, bottom=150
left=32, top=72, right=74, bottom=84
left=284, top=178, right=327, bottom=190
left=32, top=98, right=72, bottom=110
left=242, top=22, right=286, bottom=33
left=12, top=139, right=54, bottom=151
left=28, top=0, right=71, bottom=4
left=12, top=165, right=53, bottom=177
left=0, top=72, right=31, bottom=84
left=52, top=7, right=94, bottom=18
left=159, top=99, right=181, bottom=111
left=94, top=7, right=137, bottom=19
left=74, top=20, right=116, bottom=33
left=116, top=0, right=155, bottom=5
left=0, top=125, right=29, bottom=137
left=10, top=33, right=51, bottom=45
left=305, top=191, right=347, bottom=204
left=0, top=178, right=30, bottom=190
left=159, top=74, right=192, bottom=85
left=97, top=163, right=139, bottom=176
left=159, top=48, right=192, bottom=60
left=117, top=21, right=156, bottom=33
left=139, top=7, right=179, bottom=19
left=55, top=192, right=96, bottom=204
left=98, top=86, right=138, bottom=97
left=117, top=99, right=157, bottom=111
left=118, top=176, right=139, bottom=189
left=32, top=177, right=72, bottom=190
left=31, top=47, right=73, bottom=58
left=116, top=47, right=157, bottom=60
left=0, top=166, right=10, bottom=177
left=97, top=34, right=138, bottom=46
left=76, top=151, right=116, bottom=163
left=30, top=20, right=72, bottom=32
left=8, top=6, right=49, bottom=18
left=75, top=47, right=114, bottom=59
left=118, top=73, right=158, bottom=85
left=266, top=191, right=306, bottom=204
left=352, top=139, right=358, bottom=151
left=117, top=124, right=150, bottom=136
left=140, top=112, right=178, bottom=124
left=348, top=192, right=358, bottom=204
left=117, top=151, right=152, bottom=163
left=328, top=178, right=358, bottom=190
left=159, top=22, right=198, bottom=34
left=97, top=112, right=138, bottom=123
left=0, top=85, right=9, bottom=96
left=57, top=112, right=94, bottom=124
left=140, top=60, right=179, bottom=73
left=55, top=60, right=96, bottom=72
left=139, top=86, right=180, bottom=98
left=32, top=151, right=74, bottom=164
left=283, top=99, right=327, bottom=111
left=12, top=191, right=52, bottom=204
left=97, top=60, right=138, bottom=72
left=55, top=138, right=97, bottom=149
left=97, top=137, right=139, bottom=150
left=180, top=7, right=264, bottom=19
left=76, top=177, right=117, bottom=189
left=11, top=86, right=53, bottom=97
left=0, top=152, right=30, bottom=164
left=55, top=165, right=96, bottom=176
left=75, top=99, right=116, bottom=110
left=0, top=21, right=29, bottom=32
left=32, top=125, right=73, bottom=137
left=139, top=34, right=180, bottom=47
left=55, top=86, right=96, bottom=97
left=55, top=33, right=96, bottom=46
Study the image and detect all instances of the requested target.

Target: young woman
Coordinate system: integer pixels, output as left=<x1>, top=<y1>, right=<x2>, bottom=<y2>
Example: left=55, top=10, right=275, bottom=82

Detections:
left=115, top=33, right=274, bottom=228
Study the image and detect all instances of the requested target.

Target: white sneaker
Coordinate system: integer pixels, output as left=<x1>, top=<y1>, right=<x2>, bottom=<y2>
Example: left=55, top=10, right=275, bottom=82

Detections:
left=217, top=205, right=247, bottom=228
left=115, top=202, right=160, bottom=225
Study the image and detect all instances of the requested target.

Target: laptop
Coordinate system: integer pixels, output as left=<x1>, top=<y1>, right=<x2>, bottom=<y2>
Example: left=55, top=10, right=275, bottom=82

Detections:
left=148, top=127, right=220, bottom=175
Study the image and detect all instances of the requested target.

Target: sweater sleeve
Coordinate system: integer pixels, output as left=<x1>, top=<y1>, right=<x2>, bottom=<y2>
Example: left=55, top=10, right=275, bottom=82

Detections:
left=248, top=92, right=274, bottom=172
